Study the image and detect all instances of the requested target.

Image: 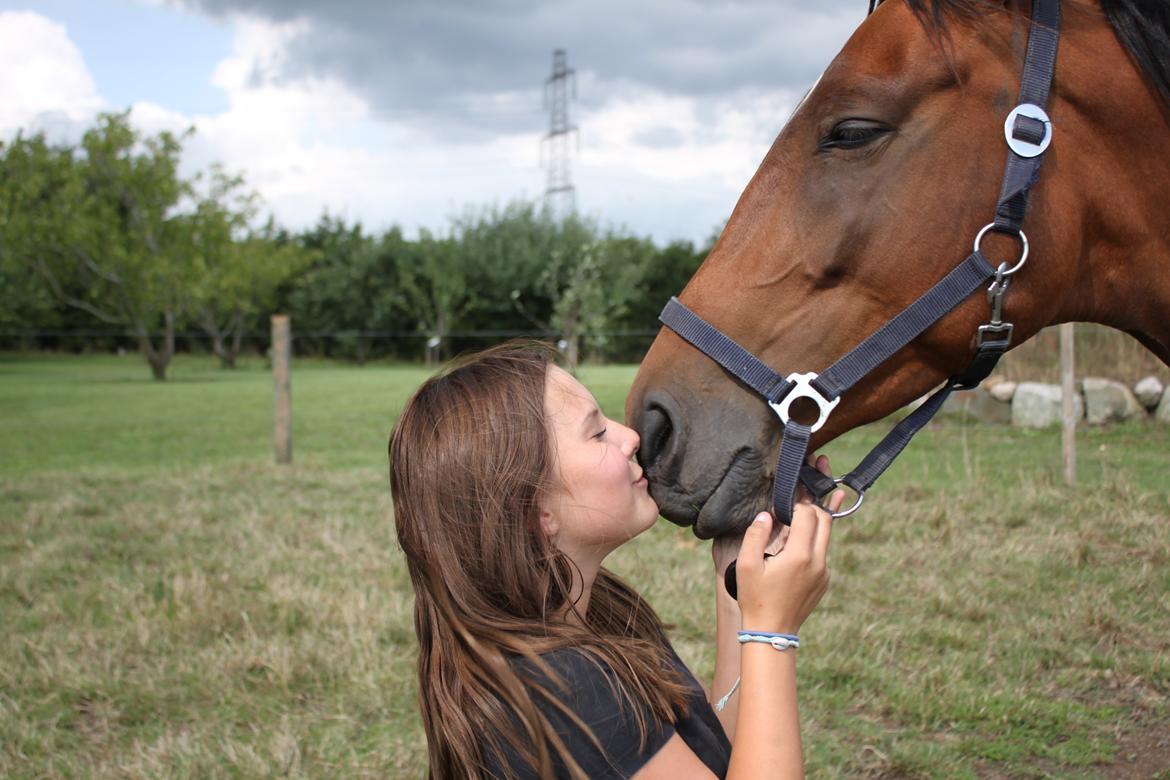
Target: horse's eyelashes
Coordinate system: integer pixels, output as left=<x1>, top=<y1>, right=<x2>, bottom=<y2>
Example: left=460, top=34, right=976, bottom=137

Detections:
left=819, top=120, right=891, bottom=152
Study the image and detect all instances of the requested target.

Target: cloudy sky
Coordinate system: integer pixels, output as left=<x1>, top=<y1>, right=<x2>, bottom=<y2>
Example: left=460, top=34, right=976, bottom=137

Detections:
left=0, top=0, right=865, bottom=244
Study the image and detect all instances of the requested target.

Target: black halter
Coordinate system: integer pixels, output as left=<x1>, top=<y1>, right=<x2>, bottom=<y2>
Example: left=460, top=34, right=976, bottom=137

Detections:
left=660, top=0, right=1060, bottom=527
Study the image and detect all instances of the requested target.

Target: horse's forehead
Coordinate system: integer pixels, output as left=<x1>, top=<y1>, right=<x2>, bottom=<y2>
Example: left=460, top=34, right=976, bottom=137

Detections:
left=806, top=14, right=999, bottom=114
left=827, top=14, right=947, bottom=84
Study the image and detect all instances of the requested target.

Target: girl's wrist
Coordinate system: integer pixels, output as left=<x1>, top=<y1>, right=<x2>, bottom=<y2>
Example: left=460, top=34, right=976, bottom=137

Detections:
left=740, top=615, right=800, bottom=636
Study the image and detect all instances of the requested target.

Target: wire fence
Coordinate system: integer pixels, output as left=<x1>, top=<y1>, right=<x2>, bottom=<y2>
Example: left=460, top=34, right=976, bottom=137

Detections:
left=2, top=323, right=1166, bottom=380
left=0, top=328, right=662, bottom=365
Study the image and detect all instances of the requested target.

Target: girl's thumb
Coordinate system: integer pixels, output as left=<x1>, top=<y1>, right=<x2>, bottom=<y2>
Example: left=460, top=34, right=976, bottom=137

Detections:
left=738, top=511, right=773, bottom=562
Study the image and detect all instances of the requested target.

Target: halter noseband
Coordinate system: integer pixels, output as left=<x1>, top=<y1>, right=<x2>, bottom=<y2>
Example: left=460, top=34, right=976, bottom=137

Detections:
left=660, top=0, right=1060, bottom=527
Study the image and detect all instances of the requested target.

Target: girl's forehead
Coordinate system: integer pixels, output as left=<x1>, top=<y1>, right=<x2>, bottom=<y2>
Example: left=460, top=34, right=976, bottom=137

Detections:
left=545, top=366, right=598, bottom=419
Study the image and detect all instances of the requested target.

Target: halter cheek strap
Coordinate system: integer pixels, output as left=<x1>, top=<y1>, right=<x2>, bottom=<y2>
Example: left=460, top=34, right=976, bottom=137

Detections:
left=659, top=0, right=1060, bottom=526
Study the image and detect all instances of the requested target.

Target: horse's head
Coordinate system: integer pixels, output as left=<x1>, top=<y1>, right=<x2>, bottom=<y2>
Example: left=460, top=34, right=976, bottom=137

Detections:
left=627, top=0, right=1170, bottom=539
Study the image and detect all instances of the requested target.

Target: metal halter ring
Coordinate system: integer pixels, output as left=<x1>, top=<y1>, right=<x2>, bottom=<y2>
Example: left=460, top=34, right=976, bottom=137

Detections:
left=828, top=478, right=865, bottom=518
left=973, top=223, right=1029, bottom=276
left=768, top=372, right=841, bottom=434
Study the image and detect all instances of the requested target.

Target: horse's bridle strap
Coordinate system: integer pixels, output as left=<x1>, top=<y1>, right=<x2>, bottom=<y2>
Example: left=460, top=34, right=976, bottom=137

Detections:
left=995, top=0, right=1061, bottom=234
left=660, top=297, right=792, bottom=403
left=811, top=250, right=997, bottom=400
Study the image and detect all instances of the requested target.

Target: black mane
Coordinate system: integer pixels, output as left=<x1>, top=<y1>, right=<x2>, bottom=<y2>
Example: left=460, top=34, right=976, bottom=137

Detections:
left=873, top=0, right=1170, bottom=108
left=1100, top=0, right=1170, bottom=107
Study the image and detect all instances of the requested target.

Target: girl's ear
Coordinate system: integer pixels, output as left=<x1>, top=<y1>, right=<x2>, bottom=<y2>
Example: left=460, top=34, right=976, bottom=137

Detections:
left=538, top=507, right=558, bottom=539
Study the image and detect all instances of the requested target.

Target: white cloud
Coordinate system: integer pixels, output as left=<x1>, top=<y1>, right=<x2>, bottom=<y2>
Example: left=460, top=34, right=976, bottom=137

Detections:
left=0, top=11, right=106, bottom=136
left=0, top=9, right=818, bottom=243
left=578, top=86, right=800, bottom=187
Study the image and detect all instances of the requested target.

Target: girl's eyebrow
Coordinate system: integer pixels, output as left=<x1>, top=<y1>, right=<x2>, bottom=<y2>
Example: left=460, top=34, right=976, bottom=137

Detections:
left=580, top=407, right=603, bottom=434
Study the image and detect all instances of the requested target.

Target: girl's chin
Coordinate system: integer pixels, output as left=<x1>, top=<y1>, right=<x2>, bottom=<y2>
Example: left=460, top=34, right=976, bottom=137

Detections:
left=637, top=503, right=660, bottom=531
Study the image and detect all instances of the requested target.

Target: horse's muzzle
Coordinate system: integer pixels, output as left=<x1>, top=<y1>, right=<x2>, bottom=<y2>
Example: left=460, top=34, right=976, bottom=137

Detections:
left=633, top=389, right=770, bottom=538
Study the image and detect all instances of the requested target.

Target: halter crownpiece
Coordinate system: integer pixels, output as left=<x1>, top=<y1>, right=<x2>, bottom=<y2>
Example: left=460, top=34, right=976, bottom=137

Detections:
left=659, top=0, right=1060, bottom=530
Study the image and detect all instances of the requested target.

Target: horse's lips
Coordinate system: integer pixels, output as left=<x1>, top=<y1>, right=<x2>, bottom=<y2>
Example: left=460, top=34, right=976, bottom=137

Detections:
left=694, top=457, right=769, bottom=539
left=649, top=449, right=768, bottom=540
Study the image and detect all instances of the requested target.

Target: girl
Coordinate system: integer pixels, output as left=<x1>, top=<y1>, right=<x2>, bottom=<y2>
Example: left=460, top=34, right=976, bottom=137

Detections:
left=389, top=342, right=841, bottom=779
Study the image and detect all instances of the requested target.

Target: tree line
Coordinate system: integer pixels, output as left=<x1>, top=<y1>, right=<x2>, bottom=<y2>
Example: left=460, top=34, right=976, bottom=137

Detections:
left=0, top=112, right=713, bottom=379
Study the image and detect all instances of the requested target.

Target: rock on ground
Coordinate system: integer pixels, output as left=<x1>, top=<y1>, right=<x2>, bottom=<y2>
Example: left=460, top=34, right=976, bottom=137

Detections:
left=1158, top=390, right=1170, bottom=423
left=1081, top=377, right=1144, bottom=425
left=989, top=381, right=1018, bottom=403
left=940, top=387, right=1011, bottom=424
left=1134, top=376, right=1164, bottom=410
left=1012, top=382, right=1084, bottom=428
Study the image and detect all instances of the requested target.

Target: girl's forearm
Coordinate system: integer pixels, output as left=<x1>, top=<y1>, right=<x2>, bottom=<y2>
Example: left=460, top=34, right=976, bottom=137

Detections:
left=710, top=574, right=742, bottom=740
left=725, top=644, right=804, bottom=779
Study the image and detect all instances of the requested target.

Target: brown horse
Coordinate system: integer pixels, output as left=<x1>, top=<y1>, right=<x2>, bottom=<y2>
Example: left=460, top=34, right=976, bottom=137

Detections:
left=626, top=0, right=1170, bottom=539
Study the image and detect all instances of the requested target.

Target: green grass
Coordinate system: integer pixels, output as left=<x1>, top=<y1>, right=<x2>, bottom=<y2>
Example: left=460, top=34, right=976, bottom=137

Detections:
left=1, top=355, right=1167, bottom=778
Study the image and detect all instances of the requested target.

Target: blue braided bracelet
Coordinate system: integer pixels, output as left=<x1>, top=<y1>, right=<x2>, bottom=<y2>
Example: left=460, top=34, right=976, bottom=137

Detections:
left=716, top=632, right=800, bottom=711
left=738, top=630, right=800, bottom=650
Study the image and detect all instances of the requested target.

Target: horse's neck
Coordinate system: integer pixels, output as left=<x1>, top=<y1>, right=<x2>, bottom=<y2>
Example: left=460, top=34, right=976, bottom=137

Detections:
left=1048, top=10, right=1170, bottom=366
left=1084, top=112, right=1170, bottom=365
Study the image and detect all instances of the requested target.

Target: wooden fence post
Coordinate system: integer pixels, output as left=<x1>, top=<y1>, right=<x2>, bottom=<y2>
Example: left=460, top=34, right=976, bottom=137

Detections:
left=273, top=315, right=292, bottom=465
left=1060, top=322, right=1076, bottom=486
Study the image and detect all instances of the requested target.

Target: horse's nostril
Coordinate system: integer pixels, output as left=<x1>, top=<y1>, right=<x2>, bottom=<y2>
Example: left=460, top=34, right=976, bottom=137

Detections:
left=639, top=401, right=675, bottom=470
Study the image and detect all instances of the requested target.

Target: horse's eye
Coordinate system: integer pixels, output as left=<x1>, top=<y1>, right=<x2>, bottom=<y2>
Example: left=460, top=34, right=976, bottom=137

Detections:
left=819, top=120, right=890, bottom=151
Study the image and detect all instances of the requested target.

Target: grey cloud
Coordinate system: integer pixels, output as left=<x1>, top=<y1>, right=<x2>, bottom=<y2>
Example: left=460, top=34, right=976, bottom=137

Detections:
left=631, top=125, right=684, bottom=149
left=173, top=0, right=864, bottom=140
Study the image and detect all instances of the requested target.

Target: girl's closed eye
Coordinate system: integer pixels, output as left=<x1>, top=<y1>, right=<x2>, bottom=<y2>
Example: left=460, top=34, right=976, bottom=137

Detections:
left=592, top=427, right=607, bottom=441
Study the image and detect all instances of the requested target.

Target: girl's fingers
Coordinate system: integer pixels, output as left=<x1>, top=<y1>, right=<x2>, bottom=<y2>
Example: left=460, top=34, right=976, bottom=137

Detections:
left=738, top=511, right=773, bottom=570
left=815, top=453, right=832, bottom=477
left=786, top=503, right=820, bottom=557
left=814, top=500, right=837, bottom=561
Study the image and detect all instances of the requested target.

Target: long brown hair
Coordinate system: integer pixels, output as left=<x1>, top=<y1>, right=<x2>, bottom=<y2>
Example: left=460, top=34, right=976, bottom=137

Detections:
left=389, top=342, right=690, bottom=779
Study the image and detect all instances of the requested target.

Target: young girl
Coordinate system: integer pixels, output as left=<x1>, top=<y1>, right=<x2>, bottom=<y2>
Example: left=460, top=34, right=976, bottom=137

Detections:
left=389, top=342, right=842, bottom=779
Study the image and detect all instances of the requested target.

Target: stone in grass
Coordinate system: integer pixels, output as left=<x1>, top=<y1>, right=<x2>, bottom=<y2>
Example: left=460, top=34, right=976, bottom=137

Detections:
left=979, top=373, right=1007, bottom=390
left=988, top=381, right=1017, bottom=403
left=1133, top=376, right=1164, bottom=410
left=1157, top=390, right=1170, bottom=423
left=1011, top=382, right=1084, bottom=428
left=939, top=387, right=1011, bottom=424
left=1081, top=377, right=1144, bottom=425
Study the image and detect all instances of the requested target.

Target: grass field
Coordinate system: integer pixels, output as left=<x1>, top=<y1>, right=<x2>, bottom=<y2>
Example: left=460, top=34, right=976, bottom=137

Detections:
left=1, top=354, right=1168, bottom=779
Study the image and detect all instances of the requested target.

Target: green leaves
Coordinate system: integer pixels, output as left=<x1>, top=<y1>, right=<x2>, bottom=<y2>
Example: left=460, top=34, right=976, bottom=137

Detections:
left=2, top=112, right=715, bottom=368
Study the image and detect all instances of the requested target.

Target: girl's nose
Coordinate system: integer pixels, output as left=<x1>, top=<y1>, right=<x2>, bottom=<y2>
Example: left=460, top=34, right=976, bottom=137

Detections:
left=620, top=424, right=640, bottom=458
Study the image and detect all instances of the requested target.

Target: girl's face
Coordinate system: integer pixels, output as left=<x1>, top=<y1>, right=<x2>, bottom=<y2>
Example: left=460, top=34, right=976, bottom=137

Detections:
left=541, top=366, right=660, bottom=567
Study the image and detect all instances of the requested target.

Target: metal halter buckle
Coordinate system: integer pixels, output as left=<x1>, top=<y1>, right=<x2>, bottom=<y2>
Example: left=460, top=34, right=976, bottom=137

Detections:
left=768, top=372, right=840, bottom=434
left=977, top=321, right=1014, bottom=347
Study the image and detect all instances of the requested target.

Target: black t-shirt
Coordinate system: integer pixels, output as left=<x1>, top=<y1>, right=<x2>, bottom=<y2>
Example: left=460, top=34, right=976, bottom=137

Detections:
left=484, top=643, right=731, bottom=779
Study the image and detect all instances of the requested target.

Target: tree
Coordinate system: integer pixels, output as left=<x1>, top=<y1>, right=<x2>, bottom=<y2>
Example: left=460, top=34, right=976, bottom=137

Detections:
left=455, top=202, right=654, bottom=371
left=617, top=239, right=707, bottom=330
left=0, top=113, right=197, bottom=380
left=396, top=229, right=470, bottom=365
left=544, top=231, right=654, bottom=370
left=454, top=201, right=561, bottom=334
left=451, top=202, right=595, bottom=367
left=0, top=139, right=64, bottom=340
left=186, top=170, right=307, bottom=368
left=287, top=215, right=406, bottom=363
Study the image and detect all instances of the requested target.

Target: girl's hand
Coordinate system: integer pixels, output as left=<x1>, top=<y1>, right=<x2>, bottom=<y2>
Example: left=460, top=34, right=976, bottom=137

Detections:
left=710, top=454, right=834, bottom=579
left=734, top=491, right=841, bottom=635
